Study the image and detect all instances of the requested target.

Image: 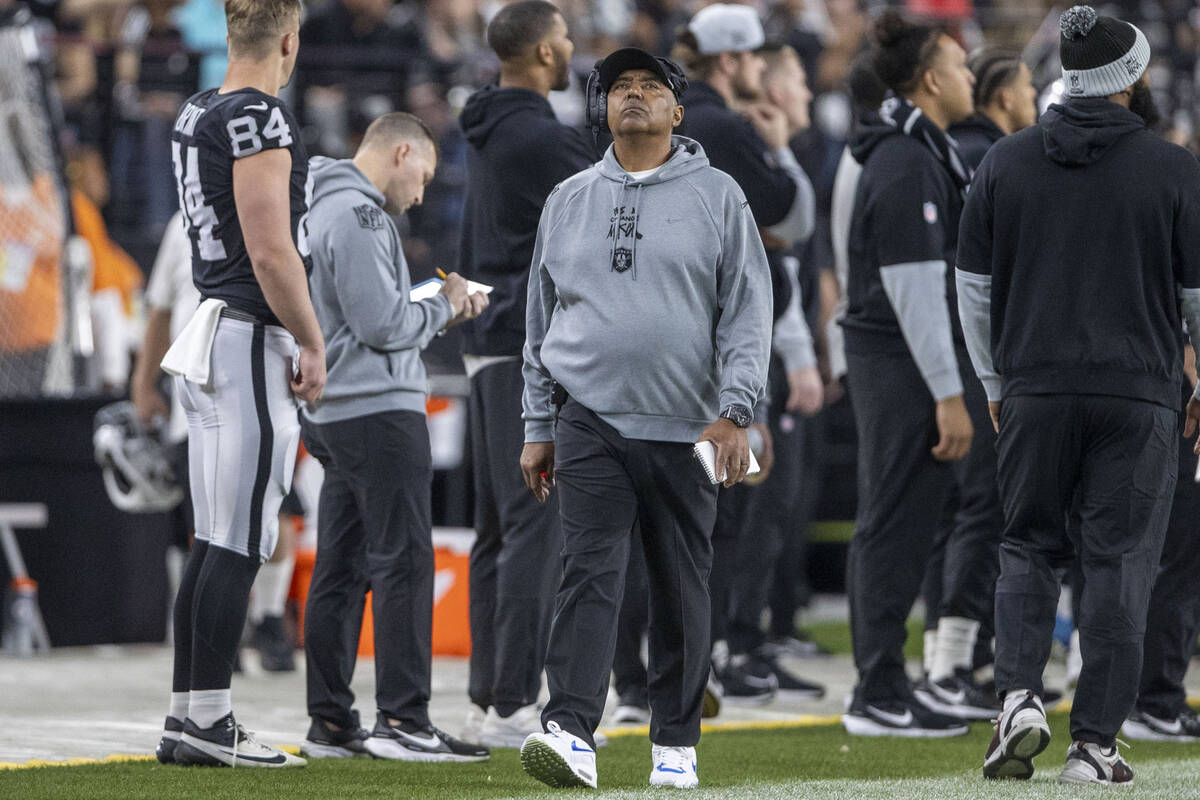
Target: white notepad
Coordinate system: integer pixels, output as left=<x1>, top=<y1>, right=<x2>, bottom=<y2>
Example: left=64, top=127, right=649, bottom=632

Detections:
left=410, top=277, right=494, bottom=302
left=693, top=440, right=761, bottom=485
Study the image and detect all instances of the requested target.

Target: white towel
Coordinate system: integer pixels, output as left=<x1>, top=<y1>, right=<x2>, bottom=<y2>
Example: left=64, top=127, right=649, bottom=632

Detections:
left=161, top=298, right=227, bottom=384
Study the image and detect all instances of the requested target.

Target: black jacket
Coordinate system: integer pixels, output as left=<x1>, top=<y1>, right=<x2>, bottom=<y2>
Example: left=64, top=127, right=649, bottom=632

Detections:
left=957, top=98, right=1200, bottom=409
left=677, top=82, right=796, bottom=229
left=948, top=113, right=1005, bottom=171
left=457, top=86, right=594, bottom=356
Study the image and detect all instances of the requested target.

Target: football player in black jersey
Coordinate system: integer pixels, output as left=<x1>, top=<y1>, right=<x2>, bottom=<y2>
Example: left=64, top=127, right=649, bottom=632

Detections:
left=156, top=0, right=321, bottom=769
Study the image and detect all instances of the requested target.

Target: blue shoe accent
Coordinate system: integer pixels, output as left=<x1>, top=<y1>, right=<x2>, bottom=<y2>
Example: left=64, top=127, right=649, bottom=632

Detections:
left=571, top=741, right=595, bottom=754
left=656, top=765, right=686, bottom=774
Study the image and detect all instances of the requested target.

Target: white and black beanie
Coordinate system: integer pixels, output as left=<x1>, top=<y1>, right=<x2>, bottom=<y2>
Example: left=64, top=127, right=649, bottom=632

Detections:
left=1059, top=5, right=1150, bottom=98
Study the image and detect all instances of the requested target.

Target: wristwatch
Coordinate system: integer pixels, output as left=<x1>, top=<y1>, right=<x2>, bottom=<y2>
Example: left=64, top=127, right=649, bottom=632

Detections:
left=719, top=404, right=752, bottom=428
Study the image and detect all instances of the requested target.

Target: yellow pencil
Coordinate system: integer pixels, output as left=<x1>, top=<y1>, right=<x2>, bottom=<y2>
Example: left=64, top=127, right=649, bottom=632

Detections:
left=436, top=268, right=448, bottom=280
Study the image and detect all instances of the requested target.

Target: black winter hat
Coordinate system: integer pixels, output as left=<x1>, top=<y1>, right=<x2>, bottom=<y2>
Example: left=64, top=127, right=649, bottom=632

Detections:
left=1059, top=5, right=1150, bottom=98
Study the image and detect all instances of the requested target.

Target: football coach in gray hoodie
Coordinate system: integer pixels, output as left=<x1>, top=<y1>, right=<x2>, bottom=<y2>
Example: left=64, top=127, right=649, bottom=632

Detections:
left=517, top=49, right=772, bottom=790
left=299, top=113, right=489, bottom=762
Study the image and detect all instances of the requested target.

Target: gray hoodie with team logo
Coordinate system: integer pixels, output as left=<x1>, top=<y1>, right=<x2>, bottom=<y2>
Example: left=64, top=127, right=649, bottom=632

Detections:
left=304, top=156, right=453, bottom=425
left=522, top=136, right=772, bottom=443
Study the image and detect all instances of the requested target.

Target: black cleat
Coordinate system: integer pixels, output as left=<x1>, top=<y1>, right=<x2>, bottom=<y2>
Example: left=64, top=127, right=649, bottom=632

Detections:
left=155, top=715, right=184, bottom=764
left=174, top=713, right=306, bottom=768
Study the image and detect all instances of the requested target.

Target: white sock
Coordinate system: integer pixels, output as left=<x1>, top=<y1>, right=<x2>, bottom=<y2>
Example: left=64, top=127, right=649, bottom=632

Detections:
left=922, top=629, right=938, bottom=676
left=189, top=688, right=232, bottom=728
left=931, top=616, right=980, bottom=682
left=1003, top=689, right=1030, bottom=713
left=169, top=692, right=188, bottom=723
left=249, top=560, right=294, bottom=623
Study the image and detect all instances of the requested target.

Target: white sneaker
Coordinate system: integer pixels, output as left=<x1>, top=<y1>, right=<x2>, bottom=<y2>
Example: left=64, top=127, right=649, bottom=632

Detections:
left=460, top=704, right=486, bottom=745
left=481, top=704, right=542, bottom=749
left=1059, top=740, right=1134, bottom=786
left=650, top=744, right=698, bottom=788
left=174, top=713, right=306, bottom=768
left=982, top=690, right=1050, bottom=780
left=520, top=720, right=597, bottom=789
left=613, top=704, right=651, bottom=725
left=1066, top=630, right=1082, bottom=689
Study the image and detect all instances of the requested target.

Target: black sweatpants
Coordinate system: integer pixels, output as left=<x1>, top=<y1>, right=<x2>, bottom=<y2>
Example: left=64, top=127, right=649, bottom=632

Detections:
left=467, top=360, right=562, bottom=716
left=844, top=345, right=957, bottom=702
left=993, top=394, right=1176, bottom=746
left=1137, top=381, right=1200, bottom=719
left=301, top=410, right=435, bottom=729
left=542, top=400, right=718, bottom=748
left=612, top=526, right=650, bottom=706
left=922, top=353, right=1004, bottom=634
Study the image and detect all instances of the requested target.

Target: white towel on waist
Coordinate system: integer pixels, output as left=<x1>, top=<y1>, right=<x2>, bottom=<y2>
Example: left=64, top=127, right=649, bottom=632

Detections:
left=161, top=298, right=227, bottom=384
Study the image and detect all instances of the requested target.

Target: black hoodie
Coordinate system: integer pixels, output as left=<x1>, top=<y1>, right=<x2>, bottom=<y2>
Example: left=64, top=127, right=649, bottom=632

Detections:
left=948, top=113, right=1005, bottom=171
left=458, top=85, right=595, bottom=356
left=956, top=98, right=1200, bottom=410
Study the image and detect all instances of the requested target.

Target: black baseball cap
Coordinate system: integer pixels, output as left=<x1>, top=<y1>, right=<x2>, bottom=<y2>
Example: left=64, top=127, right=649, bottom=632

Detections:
left=597, top=47, right=684, bottom=98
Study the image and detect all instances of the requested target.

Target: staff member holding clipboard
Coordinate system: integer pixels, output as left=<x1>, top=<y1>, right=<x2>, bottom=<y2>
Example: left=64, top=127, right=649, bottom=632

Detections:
left=298, top=112, right=487, bottom=762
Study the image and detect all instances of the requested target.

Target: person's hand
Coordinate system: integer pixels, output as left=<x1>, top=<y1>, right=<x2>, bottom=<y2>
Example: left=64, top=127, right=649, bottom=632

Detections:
left=130, top=379, right=168, bottom=425
left=988, top=401, right=1001, bottom=433
left=1184, top=396, right=1200, bottom=455
left=786, top=366, right=824, bottom=416
left=932, top=393, right=973, bottom=461
left=291, top=344, right=326, bottom=405
left=520, top=441, right=555, bottom=502
left=438, top=272, right=469, bottom=317
left=744, top=103, right=791, bottom=150
left=698, top=418, right=750, bottom=488
left=446, top=290, right=489, bottom=329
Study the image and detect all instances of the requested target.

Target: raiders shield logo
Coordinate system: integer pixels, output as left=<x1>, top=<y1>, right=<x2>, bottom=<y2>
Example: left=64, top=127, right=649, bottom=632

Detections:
left=612, top=247, right=633, bottom=273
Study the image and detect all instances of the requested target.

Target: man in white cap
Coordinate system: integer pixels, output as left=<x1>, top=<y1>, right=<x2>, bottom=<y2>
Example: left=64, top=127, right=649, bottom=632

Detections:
left=957, top=4, right=1200, bottom=786
left=671, top=1, right=824, bottom=705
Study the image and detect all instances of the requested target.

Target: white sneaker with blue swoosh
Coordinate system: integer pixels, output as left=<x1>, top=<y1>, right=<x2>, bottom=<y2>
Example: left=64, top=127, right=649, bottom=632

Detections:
left=520, top=720, right=598, bottom=788
left=650, top=744, right=698, bottom=788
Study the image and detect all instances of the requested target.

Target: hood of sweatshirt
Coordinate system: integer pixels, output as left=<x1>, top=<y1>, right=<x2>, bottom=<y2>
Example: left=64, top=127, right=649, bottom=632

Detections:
left=594, top=135, right=710, bottom=278
left=949, top=113, right=1005, bottom=144
left=310, top=155, right=385, bottom=207
left=460, top=85, right=556, bottom=149
left=1041, top=98, right=1145, bottom=167
left=849, top=110, right=903, bottom=166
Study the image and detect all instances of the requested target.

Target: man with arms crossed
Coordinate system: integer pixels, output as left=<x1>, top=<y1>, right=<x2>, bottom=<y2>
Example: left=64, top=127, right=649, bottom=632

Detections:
left=157, top=0, right=322, bottom=768
left=518, top=48, right=771, bottom=790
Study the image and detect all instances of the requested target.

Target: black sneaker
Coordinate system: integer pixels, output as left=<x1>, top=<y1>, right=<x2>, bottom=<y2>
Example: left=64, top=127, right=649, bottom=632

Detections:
left=1122, top=707, right=1200, bottom=742
left=363, top=713, right=490, bottom=762
left=252, top=615, right=296, bottom=672
left=762, top=633, right=826, bottom=659
left=716, top=656, right=777, bottom=704
left=749, top=650, right=825, bottom=699
left=301, top=712, right=371, bottom=759
left=982, top=690, right=1050, bottom=779
left=174, top=713, right=306, bottom=768
left=1059, top=740, right=1133, bottom=786
left=914, top=670, right=1000, bottom=721
left=155, top=715, right=184, bottom=764
left=843, top=695, right=970, bottom=738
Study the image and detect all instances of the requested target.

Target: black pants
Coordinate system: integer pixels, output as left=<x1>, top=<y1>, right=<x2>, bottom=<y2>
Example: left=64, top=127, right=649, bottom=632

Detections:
left=301, top=410, right=435, bottom=728
left=922, top=355, right=1004, bottom=636
left=993, top=394, right=1176, bottom=745
left=612, top=526, right=649, bottom=705
left=467, top=360, right=562, bottom=716
left=728, top=364, right=822, bottom=654
left=844, top=345, right=957, bottom=702
left=542, top=400, right=718, bottom=748
left=1137, top=382, right=1200, bottom=719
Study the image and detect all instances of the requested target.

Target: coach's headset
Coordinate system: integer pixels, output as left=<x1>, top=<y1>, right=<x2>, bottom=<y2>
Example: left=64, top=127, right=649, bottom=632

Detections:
left=585, top=48, right=689, bottom=142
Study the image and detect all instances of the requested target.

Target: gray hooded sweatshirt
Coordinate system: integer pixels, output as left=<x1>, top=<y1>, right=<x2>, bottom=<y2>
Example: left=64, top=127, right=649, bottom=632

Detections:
left=523, top=136, right=772, bottom=443
left=303, top=157, right=453, bottom=425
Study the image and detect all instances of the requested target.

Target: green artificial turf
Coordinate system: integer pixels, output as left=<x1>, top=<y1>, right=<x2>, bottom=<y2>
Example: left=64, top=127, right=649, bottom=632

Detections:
left=4, top=713, right=1200, bottom=800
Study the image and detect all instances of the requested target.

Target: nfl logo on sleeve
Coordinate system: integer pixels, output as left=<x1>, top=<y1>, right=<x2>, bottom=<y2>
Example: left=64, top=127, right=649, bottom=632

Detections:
left=923, top=202, right=938, bottom=225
